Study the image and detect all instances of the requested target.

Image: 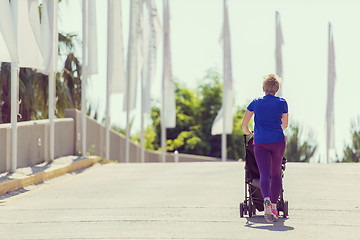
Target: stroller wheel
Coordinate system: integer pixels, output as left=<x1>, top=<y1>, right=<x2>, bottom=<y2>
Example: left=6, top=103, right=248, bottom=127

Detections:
left=240, top=203, right=244, bottom=218
left=248, top=202, right=253, bottom=217
left=283, top=201, right=289, bottom=218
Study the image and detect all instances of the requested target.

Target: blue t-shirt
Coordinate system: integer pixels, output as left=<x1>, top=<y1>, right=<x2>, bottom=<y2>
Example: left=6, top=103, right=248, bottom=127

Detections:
left=247, top=94, right=288, bottom=144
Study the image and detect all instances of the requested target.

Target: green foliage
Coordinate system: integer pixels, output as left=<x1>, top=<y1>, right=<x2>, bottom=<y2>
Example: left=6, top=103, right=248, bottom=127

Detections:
left=284, top=122, right=317, bottom=162
left=111, top=117, right=135, bottom=138
left=341, top=118, right=360, bottom=163
left=0, top=1, right=89, bottom=122
left=149, top=69, right=247, bottom=160
left=86, top=144, right=96, bottom=156
left=144, top=125, right=157, bottom=151
left=0, top=31, right=83, bottom=123
left=111, top=125, right=126, bottom=136
left=228, top=106, right=248, bottom=160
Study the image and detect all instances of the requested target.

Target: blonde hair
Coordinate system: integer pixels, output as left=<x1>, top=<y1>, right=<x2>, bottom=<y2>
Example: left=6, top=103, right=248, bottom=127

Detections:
left=263, top=73, right=281, bottom=95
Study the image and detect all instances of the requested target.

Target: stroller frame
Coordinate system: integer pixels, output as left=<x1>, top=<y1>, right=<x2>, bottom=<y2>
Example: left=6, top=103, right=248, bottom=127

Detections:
left=239, top=134, right=289, bottom=218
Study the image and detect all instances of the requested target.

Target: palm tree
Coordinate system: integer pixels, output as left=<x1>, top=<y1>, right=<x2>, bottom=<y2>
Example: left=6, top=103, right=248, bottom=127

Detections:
left=0, top=3, right=83, bottom=122
left=341, top=117, right=360, bottom=163
left=284, top=122, right=317, bottom=162
left=0, top=63, right=11, bottom=123
left=56, top=33, right=83, bottom=117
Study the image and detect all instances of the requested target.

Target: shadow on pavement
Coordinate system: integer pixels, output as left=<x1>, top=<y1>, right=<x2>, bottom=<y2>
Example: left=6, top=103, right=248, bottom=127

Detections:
left=29, top=161, right=53, bottom=175
left=245, top=215, right=294, bottom=231
left=0, top=157, right=90, bottom=202
left=0, top=188, right=29, bottom=203
left=0, top=173, right=13, bottom=182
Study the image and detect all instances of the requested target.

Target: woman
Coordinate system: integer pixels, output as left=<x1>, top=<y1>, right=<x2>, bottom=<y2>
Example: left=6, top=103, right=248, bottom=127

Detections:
left=241, top=73, right=288, bottom=222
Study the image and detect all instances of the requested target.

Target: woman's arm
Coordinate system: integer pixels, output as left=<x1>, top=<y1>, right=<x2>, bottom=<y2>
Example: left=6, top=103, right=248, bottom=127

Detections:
left=281, top=113, right=289, bottom=131
left=241, top=110, right=254, bottom=136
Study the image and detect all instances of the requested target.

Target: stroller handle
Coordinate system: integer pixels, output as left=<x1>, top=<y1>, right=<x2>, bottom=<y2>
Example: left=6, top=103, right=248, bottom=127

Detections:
left=243, top=134, right=247, bottom=144
left=243, top=134, right=249, bottom=147
left=243, top=133, right=253, bottom=148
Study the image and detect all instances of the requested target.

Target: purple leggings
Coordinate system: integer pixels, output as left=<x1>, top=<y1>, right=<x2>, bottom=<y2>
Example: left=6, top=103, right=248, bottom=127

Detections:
left=254, top=141, right=286, bottom=204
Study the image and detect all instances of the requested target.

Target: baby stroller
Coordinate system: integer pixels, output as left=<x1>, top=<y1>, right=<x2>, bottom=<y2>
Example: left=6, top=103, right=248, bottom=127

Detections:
left=239, top=134, right=289, bottom=218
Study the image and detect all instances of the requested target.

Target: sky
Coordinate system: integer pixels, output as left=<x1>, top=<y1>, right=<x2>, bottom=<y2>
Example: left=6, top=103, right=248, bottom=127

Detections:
left=58, top=0, right=360, bottom=163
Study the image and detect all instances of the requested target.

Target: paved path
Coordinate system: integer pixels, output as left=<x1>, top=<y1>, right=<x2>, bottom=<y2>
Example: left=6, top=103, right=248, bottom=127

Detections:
left=0, top=162, right=359, bottom=239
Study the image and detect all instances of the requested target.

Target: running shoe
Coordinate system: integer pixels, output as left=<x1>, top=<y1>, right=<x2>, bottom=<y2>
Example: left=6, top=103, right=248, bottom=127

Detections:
left=271, top=204, right=278, bottom=220
left=263, top=198, right=274, bottom=222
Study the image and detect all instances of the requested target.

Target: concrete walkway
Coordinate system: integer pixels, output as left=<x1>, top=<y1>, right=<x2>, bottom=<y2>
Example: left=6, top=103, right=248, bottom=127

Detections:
left=0, top=161, right=359, bottom=239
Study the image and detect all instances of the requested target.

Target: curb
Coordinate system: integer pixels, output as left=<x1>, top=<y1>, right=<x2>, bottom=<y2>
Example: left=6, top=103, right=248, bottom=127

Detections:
left=0, top=157, right=100, bottom=196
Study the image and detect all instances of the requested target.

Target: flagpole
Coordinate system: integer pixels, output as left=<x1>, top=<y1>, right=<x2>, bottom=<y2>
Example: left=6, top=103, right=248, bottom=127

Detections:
left=275, top=11, right=284, bottom=97
left=81, top=0, right=88, bottom=157
left=161, top=0, right=166, bottom=163
left=141, top=49, right=145, bottom=163
left=49, top=68, right=55, bottom=160
left=275, top=11, right=280, bottom=96
left=105, top=0, right=111, bottom=161
left=10, top=0, right=19, bottom=172
left=49, top=0, right=58, bottom=161
left=326, top=22, right=331, bottom=164
left=126, top=0, right=138, bottom=164
left=140, top=2, right=145, bottom=163
left=125, top=2, right=132, bottom=164
left=125, top=95, right=130, bottom=163
left=221, top=0, right=227, bottom=162
left=141, top=72, right=145, bottom=163
left=8, top=0, right=19, bottom=172
left=10, top=63, right=19, bottom=172
left=327, top=23, right=329, bottom=164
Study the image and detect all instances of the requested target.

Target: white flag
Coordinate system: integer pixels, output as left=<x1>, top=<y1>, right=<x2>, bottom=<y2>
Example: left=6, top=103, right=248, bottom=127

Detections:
left=28, top=0, right=42, bottom=47
left=12, top=0, right=44, bottom=69
left=326, top=22, right=336, bottom=151
left=87, top=0, right=98, bottom=75
left=211, top=0, right=233, bottom=135
left=0, top=0, right=19, bottom=63
left=40, top=1, right=53, bottom=73
left=143, top=0, right=162, bottom=114
left=32, top=0, right=57, bottom=73
left=124, top=0, right=141, bottom=111
left=275, top=11, right=284, bottom=97
left=162, top=0, right=176, bottom=128
left=28, top=0, right=54, bottom=73
left=107, top=0, right=126, bottom=94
